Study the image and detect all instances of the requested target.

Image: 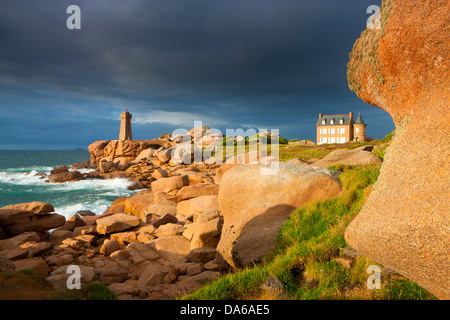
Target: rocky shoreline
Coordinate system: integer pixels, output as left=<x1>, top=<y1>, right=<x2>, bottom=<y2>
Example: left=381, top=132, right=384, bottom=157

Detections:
left=0, top=127, right=385, bottom=300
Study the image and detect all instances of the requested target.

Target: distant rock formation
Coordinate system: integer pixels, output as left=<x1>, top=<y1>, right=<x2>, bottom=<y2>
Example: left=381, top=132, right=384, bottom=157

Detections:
left=313, top=149, right=382, bottom=167
left=345, top=0, right=449, bottom=299
left=88, top=139, right=173, bottom=170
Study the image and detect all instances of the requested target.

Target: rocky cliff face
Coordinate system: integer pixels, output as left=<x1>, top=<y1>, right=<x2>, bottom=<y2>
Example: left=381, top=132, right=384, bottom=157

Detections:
left=345, top=0, right=449, bottom=299
left=88, top=139, right=173, bottom=170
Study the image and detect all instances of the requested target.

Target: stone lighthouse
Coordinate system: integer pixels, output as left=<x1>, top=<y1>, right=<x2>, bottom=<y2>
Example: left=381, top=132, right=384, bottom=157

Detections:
left=119, top=108, right=132, bottom=141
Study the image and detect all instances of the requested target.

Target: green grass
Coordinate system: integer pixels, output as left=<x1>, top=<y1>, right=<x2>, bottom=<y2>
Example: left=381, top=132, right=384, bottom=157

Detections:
left=209, top=131, right=395, bottom=164
left=278, top=145, right=335, bottom=162
left=183, top=163, right=435, bottom=300
left=54, top=281, right=117, bottom=300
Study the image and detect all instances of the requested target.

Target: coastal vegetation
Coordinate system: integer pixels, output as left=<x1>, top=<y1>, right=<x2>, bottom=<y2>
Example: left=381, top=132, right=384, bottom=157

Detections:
left=0, top=130, right=435, bottom=300
left=183, top=157, right=435, bottom=300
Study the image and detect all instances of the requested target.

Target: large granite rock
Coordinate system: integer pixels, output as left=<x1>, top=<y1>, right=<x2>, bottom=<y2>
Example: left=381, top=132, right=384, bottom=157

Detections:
left=313, top=149, right=382, bottom=167
left=1, top=202, right=54, bottom=214
left=151, top=175, right=189, bottom=194
left=0, top=208, right=65, bottom=236
left=176, top=183, right=219, bottom=201
left=96, top=213, right=140, bottom=235
left=216, top=163, right=342, bottom=268
left=48, top=170, right=85, bottom=183
left=88, top=139, right=173, bottom=169
left=345, top=0, right=449, bottom=299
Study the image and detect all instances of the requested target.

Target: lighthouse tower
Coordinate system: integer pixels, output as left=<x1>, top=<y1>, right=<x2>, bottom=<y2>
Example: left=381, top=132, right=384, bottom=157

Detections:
left=119, top=108, right=132, bottom=141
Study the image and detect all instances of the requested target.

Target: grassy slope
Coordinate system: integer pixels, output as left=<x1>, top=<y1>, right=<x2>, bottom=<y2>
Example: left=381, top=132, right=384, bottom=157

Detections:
left=184, top=132, right=436, bottom=300
left=213, top=131, right=394, bottom=164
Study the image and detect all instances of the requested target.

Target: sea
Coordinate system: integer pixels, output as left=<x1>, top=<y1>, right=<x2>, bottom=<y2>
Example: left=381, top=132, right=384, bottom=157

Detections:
left=0, top=150, right=137, bottom=219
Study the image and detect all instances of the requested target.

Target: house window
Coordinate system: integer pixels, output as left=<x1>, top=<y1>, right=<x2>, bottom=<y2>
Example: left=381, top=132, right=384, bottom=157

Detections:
left=339, top=137, right=346, bottom=143
left=339, top=128, right=345, bottom=134
left=340, top=119, right=344, bottom=124
left=322, top=120, right=326, bottom=124
left=330, top=137, right=335, bottom=143
left=321, top=137, right=327, bottom=144
left=330, top=119, right=334, bottom=124
left=356, top=128, right=359, bottom=133
left=330, top=128, right=335, bottom=134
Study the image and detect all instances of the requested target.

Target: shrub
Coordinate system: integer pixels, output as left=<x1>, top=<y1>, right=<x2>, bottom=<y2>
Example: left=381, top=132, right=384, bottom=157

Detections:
left=55, top=282, right=116, bottom=300
left=382, top=130, right=395, bottom=143
left=279, top=137, right=288, bottom=144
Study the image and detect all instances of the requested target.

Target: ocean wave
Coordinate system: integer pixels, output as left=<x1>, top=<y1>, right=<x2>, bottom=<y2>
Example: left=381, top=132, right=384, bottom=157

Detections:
left=54, top=199, right=112, bottom=219
left=0, top=171, right=47, bottom=185
left=1, top=170, right=137, bottom=219
left=0, top=170, right=134, bottom=190
left=49, top=177, right=134, bottom=192
left=2, top=166, right=54, bottom=173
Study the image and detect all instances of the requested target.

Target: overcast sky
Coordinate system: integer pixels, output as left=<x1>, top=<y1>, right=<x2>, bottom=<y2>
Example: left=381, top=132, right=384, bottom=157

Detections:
left=0, top=0, right=392, bottom=150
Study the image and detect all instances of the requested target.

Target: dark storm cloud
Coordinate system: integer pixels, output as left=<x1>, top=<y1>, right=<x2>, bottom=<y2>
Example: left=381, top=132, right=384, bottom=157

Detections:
left=0, top=0, right=391, bottom=149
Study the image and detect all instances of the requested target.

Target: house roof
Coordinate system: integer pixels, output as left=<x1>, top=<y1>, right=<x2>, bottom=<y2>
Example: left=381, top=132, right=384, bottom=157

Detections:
left=317, top=114, right=351, bottom=126
left=354, top=113, right=366, bottom=125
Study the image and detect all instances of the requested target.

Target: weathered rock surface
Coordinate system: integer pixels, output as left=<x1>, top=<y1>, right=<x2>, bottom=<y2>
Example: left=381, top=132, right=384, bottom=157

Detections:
left=13, top=258, right=48, bottom=278
left=214, top=164, right=237, bottom=184
left=313, top=149, right=382, bottom=167
left=146, top=236, right=191, bottom=262
left=121, top=191, right=155, bottom=219
left=176, top=195, right=220, bottom=217
left=0, top=209, right=36, bottom=226
left=176, top=183, right=219, bottom=201
left=96, top=213, right=140, bottom=235
left=1, top=202, right=55, bottom=214
left=0, top=210, right=66, bottom=236
left=345, top=0, right=449, bottom=299
left=0, top=232, right=41, bottom=250
left=216, top=163, right=342, bottom=268
left=100, top=239, right=121, bottom=255
left=151, top=175, right=189, bottom=194
left=48, top=170, right=86, bottom=183
left=88, top=139, right=172, bottom=169
left=1, top=197, right=225, bottom=299
left=183, top=211, right=223, bottom=250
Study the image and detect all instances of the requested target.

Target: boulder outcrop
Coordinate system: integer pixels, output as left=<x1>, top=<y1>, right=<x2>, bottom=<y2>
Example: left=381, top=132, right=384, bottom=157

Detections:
left=313, top=149, right=382, bottom=167
left=88, top=139, right=173, bottom=169
left=216, top=163, right=342, bottom=268
left=0, top=196, right=227, bottom=300
left=176, top=183, right=219, bottom=201
left=0, top=209, right=65, bottom=236
left=345, top=0, right=449, bottom=299
left=48, top=167, right=85, bottom=183
left=96, top=213, right=140, bottom=235
left=1, top=202, right=55, bottom=214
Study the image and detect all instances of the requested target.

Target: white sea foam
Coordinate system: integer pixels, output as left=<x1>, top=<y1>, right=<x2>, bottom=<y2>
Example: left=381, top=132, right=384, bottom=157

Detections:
left=46, top=178, right=136, bottom=219
left=1, top=169, right=137, bottom=219
left=54, top=199, right=111, bottom=220
left=49, top=177, right=134, bottom=192
left=0, top=170, right=47, bottom=185
left=3, top=166, right=54, bottom=173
